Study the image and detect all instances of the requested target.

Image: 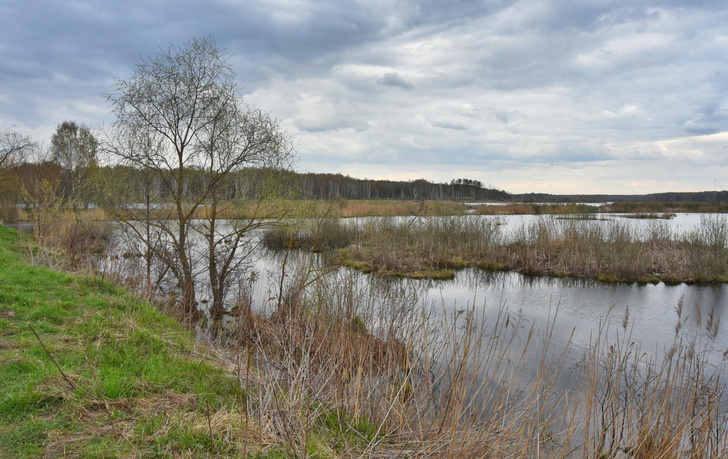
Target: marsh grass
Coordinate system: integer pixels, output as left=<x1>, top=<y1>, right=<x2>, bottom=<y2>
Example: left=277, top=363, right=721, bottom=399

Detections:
left=264, top=217, right=355, bottom=252
left=605, top=201, right=728, bottom=214
left=327, top=214, right=728, bottom=284
left=475, top=203, right=600, bottom=215
left=203, top=258, right=728, bottom=458
left=334, top=199, right=468, bottom=217
left=166, top=199, right=469, bottom=220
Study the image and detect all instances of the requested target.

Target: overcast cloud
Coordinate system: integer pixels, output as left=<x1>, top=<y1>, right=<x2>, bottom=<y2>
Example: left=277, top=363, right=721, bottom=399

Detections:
left=1, top=0, right=727, bottom=194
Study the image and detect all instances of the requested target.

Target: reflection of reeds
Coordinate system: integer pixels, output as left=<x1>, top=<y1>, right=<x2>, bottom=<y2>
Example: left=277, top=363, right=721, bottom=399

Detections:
left=207, top=261, right=728, bottom=457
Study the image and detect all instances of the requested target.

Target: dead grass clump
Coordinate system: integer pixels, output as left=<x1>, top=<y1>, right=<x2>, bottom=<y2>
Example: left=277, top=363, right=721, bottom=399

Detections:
left=263, top=218, right=355, bottom=252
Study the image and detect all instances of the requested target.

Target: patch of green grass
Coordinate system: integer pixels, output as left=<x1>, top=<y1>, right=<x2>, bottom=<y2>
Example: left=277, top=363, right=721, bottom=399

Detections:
left=0, top=417, right=53, bottom=456
left=0, top=225, right=267, bottom=457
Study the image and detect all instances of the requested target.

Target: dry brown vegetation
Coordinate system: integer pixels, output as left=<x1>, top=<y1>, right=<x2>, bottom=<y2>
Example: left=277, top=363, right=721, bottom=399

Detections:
left=198, top=263, right=728, bottom=457
left=474, top=202, right=600, bottom=215
left=6, top=210, right=728, bottom=457
left=322, top=215, right=728, bottom=284
left=604, top=201, right=728, bottom=214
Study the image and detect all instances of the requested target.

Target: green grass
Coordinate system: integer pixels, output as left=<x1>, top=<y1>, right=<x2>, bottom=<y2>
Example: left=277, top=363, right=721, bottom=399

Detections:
left=1, top=224, right=434, bottom=457
left=0, top=225, right=258, bottom=457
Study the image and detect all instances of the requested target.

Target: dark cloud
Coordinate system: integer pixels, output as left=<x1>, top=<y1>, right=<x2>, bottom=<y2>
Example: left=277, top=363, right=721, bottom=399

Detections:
left=1, top=0, right=728, bottom=193
left=377, top=72, right=415, bottom=89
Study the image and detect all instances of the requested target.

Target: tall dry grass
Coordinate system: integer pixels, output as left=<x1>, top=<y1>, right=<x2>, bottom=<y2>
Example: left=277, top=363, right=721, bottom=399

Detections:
left=76, top=209, right=728, bottom=456
left=202, top=258, right=728, bottom=457
left=475, top=203, right=600, bottom=215
left=21, top=179, right=112, bottom=269
left=327, top=214, right=728, bottom=284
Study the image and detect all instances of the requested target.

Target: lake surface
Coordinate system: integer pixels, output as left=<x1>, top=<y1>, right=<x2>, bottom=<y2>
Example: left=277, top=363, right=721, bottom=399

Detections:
left=96, top=212, right=728, bottom=451
left=102, top=213, right=728, bottom=370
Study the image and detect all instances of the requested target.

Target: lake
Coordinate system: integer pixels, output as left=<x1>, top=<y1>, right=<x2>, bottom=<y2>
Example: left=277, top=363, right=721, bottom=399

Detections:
left=101, top=213, right=728, bottom=372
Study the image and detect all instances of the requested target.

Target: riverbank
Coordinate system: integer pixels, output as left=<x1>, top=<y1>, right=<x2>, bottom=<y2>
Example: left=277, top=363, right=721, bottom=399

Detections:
left=3, top=224, right=728, bottom=457
left=0, top=225, right=395, bottom=457
left=0, top=225, right=248, bottom=456
left=0, top=224, right=504, bottom=457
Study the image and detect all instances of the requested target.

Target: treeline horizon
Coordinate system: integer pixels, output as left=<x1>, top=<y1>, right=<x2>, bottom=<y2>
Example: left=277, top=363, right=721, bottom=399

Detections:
left=5, top=160, right=728, bottom=208
left=513, top=190, right=728, bottom=203
left=5, top=161, right=512, bottom=205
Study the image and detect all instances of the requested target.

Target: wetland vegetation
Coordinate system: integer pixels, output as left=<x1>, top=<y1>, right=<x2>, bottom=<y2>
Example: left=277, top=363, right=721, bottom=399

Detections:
left=3, top=221, right=728, bottom=457
left=265, top=212, right=728, bottom=285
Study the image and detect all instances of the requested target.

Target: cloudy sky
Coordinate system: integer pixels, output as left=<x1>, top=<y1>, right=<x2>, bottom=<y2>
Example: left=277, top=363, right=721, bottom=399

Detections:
left=2, top=0, right=727, bottom=194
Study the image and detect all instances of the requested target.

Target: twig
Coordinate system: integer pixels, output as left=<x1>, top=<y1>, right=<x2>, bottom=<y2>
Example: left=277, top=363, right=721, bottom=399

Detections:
left=28, top=323, right=90, bottom=397
left=206, top=399, right=215, bottom=454
left=30, top=323, right=119, bottom=439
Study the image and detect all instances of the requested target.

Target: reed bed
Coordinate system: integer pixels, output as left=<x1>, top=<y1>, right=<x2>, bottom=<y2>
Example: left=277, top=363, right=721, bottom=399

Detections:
left=110, top=199, right=470, bottom=222
left=202, top=260, right=728, bottom=457
left=474, top=203, right=600, bottom=216
left=309, top=214, right=728, bottom=284
left=19, top=212, right=728, bottom=456
left=605, top=201, right=728, bottom=214
left=336, top=199, right=468, bottom=217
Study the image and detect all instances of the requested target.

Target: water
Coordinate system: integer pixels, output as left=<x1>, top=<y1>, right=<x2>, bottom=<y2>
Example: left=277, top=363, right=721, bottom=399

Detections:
left=96, top=213, right=728, bottom=452
left=101, top=214, right=728, bottom=364
left=418, top=268, right=728, bottom=363
left=2, top=222, right=34, bottom=234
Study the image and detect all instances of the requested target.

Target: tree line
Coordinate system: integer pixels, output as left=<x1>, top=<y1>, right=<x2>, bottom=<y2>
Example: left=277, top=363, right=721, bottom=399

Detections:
left=1, top=144, right=510, bottom=217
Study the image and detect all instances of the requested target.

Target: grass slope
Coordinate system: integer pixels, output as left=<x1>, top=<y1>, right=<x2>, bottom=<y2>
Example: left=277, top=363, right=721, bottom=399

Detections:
left=0, top=225, right=257, bottom=457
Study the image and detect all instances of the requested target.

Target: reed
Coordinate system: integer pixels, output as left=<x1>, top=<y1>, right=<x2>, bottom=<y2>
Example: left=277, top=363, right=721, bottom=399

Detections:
left=8, top=219, right=728, bottom=457
left=323, top=214, right=728, bottom=284
left=605, top=201, right=728, bottom=214
left=475, top=203, right=600, bottom=215
left=202, top=259, right=728, bottom=457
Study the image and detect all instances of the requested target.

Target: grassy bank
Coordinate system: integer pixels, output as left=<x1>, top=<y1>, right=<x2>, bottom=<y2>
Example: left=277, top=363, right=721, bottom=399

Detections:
left=0, top=225, right=393, bottom=457
left=0, top=225, right=251, bottom=457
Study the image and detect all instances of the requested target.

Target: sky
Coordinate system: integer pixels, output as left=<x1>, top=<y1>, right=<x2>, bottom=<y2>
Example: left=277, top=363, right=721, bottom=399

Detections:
left=1, top=0, right=727, bottom=195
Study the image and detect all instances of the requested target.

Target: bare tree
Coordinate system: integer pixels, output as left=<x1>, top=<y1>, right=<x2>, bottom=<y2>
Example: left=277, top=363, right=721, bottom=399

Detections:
left=106, top=36, right=294, bottom=319
left=0, top=128, right=34, bottom=175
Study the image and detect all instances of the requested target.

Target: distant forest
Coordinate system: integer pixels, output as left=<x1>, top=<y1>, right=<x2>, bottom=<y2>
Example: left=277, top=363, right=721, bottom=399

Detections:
left=9, top=163, right=511, bottom=203
left=7, top=161, right=728, bottom=206
left=283, top=172, right=511, bottom=201
left=513, top=191, right=728, bottom=203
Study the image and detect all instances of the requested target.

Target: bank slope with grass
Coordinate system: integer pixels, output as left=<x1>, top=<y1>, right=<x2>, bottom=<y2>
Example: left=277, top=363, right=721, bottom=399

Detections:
left=0, top=225, right=292, bottom=457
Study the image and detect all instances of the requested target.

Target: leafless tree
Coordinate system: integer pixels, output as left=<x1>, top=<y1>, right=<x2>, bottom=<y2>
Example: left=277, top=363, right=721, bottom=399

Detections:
left=106, top=36, right=295, bottom=319
left=0, top=128, right=34, bottom=175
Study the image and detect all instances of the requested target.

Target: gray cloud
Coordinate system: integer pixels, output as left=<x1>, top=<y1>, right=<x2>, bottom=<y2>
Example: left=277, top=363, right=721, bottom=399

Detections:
left=2, top=0, right=728, bottom=193
left=377, top=72, right=415, bottom=90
